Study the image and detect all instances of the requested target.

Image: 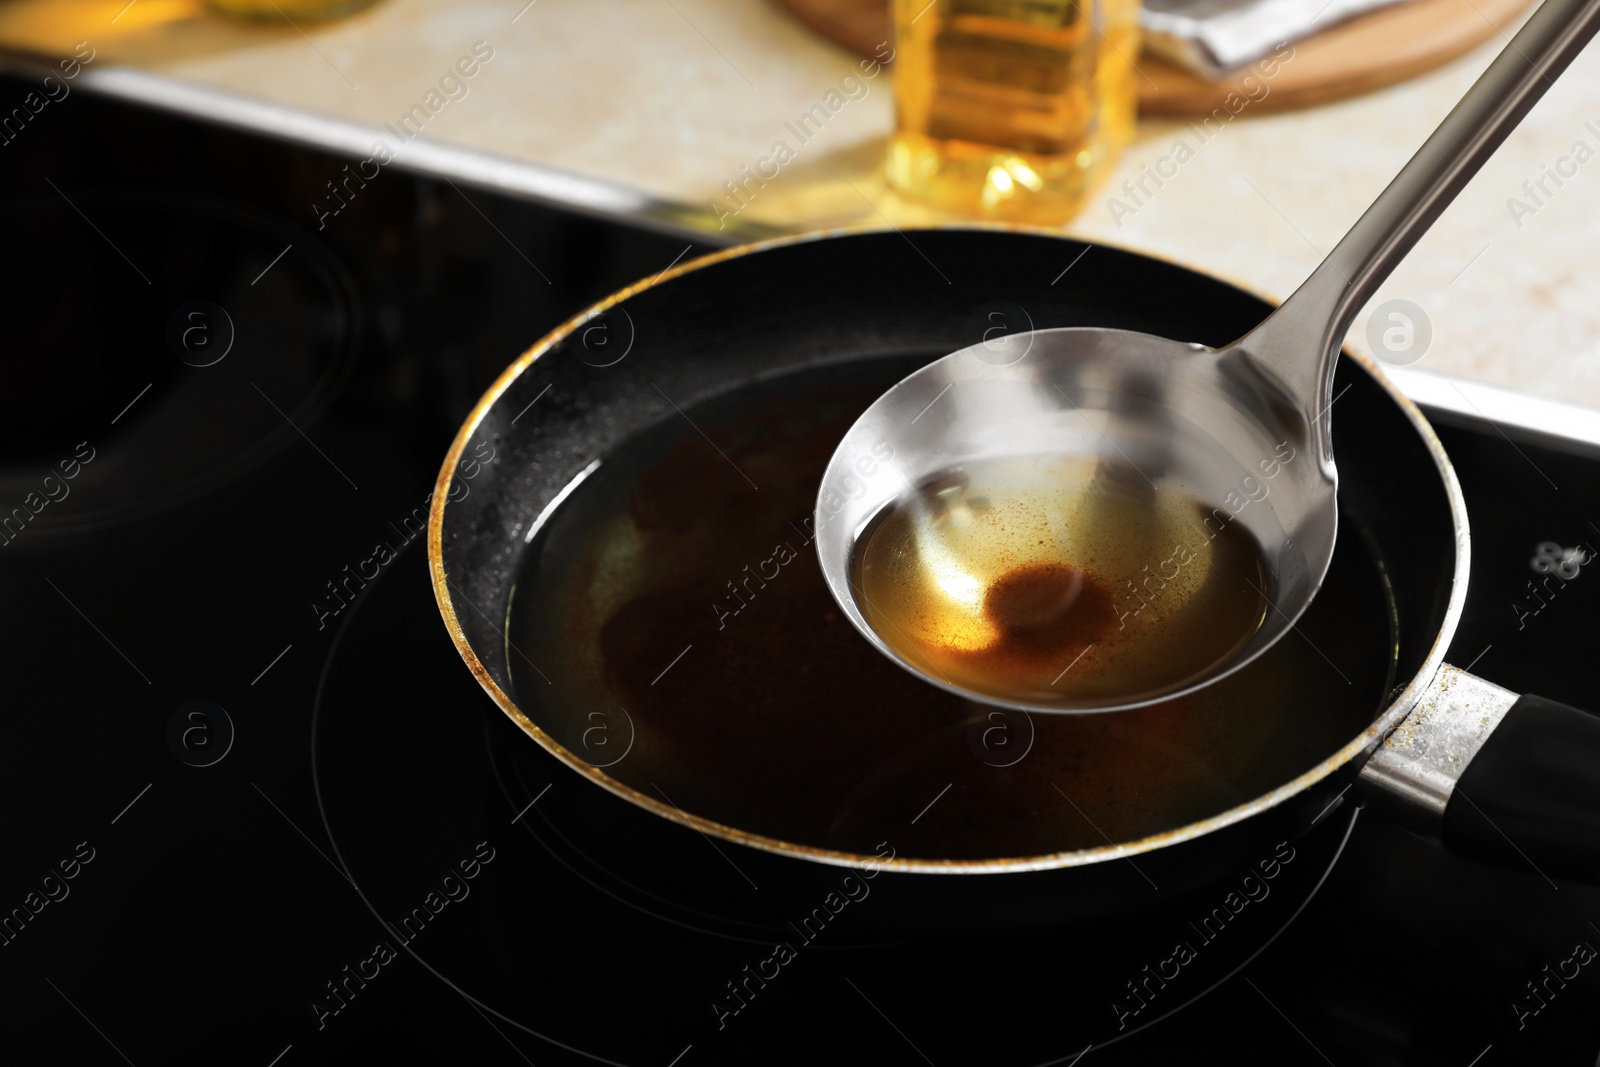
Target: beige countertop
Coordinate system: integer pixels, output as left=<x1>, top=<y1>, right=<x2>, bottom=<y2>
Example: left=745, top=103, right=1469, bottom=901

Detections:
left=6, top=0, right=1600, bottom=411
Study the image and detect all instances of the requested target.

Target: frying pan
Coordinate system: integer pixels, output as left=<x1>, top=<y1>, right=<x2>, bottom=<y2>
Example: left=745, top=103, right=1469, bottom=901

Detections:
left=429, top=227, right=1600, bottom=934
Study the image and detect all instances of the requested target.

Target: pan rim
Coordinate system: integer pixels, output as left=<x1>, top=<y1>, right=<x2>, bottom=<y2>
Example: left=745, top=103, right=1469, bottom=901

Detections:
left=427, top=223, right=1470, bottom=875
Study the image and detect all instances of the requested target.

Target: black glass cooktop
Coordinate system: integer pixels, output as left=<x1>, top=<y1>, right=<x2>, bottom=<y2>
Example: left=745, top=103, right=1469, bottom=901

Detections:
left=2, top=73, right=1598, bottom=1066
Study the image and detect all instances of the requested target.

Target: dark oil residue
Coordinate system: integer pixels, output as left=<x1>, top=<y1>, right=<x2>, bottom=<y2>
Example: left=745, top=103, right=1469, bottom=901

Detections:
left=508, top=361, right=1395, bottom=861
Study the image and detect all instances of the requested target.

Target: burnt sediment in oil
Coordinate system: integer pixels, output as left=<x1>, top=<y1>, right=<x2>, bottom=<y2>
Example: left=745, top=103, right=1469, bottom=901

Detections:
left=507, top=360, right=1393, bottom=861
left=985, top=562, right=1113, bottom=650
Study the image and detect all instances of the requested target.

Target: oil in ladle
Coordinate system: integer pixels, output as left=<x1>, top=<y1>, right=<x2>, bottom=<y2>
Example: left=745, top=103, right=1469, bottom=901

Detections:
left=849, top=455, right=1271, bottom=707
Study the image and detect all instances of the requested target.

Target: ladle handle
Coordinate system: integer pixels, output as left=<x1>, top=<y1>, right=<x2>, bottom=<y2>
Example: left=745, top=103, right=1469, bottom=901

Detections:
left=1242, top=0, right=1600, bottom=421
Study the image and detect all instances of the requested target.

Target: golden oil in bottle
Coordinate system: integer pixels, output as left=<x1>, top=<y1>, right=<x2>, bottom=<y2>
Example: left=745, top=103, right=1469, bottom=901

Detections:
left=886, top=0, right=1141, bottom=222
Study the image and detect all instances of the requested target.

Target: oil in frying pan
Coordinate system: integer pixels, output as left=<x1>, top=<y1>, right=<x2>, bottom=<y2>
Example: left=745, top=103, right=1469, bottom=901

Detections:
left=850, top=454, right=1270, bottom=707
left=506, top=360, right=1394, bottom=861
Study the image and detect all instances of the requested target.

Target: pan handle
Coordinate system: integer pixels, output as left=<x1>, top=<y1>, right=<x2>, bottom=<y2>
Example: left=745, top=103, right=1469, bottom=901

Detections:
left=1359, top=665, right=1600, bottom=884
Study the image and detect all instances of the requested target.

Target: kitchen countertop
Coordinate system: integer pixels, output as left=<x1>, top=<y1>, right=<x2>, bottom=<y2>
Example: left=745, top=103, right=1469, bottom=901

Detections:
left=5, top=0, right=1600, bottom=410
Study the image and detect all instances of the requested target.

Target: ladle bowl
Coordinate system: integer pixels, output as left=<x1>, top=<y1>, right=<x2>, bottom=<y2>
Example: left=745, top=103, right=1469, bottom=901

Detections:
left=814, top=326, right=1334, bottom=712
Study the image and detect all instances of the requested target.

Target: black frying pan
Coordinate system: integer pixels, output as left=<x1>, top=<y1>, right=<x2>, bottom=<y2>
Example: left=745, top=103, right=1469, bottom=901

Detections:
left=429, top=228, right=1600, bottom=935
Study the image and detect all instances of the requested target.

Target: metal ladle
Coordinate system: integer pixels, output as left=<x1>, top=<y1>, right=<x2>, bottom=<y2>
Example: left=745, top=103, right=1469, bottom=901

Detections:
left=817, top=0, right=1600, bottom=713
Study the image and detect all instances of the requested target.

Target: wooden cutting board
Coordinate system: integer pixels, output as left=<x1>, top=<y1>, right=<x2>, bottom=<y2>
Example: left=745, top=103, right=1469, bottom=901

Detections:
left=774, top=0, right=1534, bottom=115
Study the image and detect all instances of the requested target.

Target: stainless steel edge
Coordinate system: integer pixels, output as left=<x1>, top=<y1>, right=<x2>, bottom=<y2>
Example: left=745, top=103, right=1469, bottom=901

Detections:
left=1383, top=363, right=1600, bottom=454
left=3, top=59, right=782, bottom=248
left=1358, top=664, right=1520, bottom=835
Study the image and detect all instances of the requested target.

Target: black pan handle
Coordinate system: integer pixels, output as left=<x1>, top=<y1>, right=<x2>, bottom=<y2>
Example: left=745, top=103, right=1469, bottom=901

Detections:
left=1441, top=694, right=1600, bottom=884
left=1360, top=666, right=1600, bottom=884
